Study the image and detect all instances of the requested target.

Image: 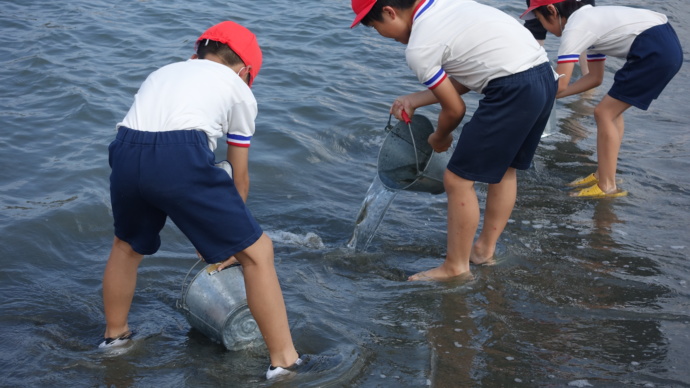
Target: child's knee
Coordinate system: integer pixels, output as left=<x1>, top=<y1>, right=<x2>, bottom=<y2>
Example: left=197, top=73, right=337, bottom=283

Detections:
left=593, top=103, right=607, bottom=121
left=112, top=237, right=141, bottom=258
left=444, top=169, right=474, bottom=193
left=256, top=233, right=274, bottom=252
left=235, top=233, right=275, bottom=267
left=593, top=103, right=618, bottom=125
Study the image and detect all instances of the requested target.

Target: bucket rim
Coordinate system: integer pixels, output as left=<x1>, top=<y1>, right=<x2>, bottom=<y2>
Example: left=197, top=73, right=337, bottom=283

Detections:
left=376, top=113, right=447, bottom=193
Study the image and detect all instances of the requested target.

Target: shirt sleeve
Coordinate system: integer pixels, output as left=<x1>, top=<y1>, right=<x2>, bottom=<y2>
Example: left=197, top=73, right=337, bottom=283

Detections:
left=406, top=45, right=448, bottom=90
left=226, top=99, right=257, bottom=148
left=557, top=28, right=605, bottom=64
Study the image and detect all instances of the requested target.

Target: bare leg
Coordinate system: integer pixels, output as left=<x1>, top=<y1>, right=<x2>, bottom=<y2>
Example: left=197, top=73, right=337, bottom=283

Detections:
left=593, top=95, right=631, bottom=193
left=471, top=168, right=517, bottom=264
left=102, top=236, right=143, bottom=338
left=233, top=233, right=299, bottom=368
left=409, top=170, right=476, bottom=281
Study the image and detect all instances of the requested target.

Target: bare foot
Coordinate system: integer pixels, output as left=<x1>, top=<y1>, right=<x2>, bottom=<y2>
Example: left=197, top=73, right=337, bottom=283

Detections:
left=408, top=264, right=470, bottom=282
left=470, top=251, right=495, bottom=266
left=470, top=244, right=495, bottom=266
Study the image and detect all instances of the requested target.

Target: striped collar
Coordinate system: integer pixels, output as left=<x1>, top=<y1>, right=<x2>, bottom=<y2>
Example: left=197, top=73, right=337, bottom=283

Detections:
left=412, top=0, right=436, bottom=23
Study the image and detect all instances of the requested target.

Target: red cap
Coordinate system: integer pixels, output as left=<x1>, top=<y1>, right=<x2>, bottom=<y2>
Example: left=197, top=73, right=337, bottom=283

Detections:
left=520, top=0, right=566, bottom=20
left=350, top=0, right=377, bottom=28
left=196, top=21, right=262, bottom=87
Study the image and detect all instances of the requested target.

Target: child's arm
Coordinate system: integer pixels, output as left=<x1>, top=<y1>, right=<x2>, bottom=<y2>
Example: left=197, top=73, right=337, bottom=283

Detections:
left=391, top=89, right=438, bottom=120
left=391, top=79, right=466, bottom=153
left=555, top=59, right=605, bottom=99
left=428, top=78, right=467, bottom=152
left=392, top=79, right=470, bottom=119
left=227, top=145, right=250, bottom=202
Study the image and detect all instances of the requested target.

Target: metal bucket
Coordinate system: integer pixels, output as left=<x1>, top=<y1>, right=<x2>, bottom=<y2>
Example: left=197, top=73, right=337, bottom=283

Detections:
left=178, top=262, right=262, bottom=350
left=377, top=113, right=452, bottom=195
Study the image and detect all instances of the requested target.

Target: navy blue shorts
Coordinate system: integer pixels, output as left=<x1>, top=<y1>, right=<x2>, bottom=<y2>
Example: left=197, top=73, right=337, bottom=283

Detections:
left=108, top=127, right=263, bottom=263
left=448, top=62, right=557, bottom=184
left=524, top=18, right=547, bottom=41
left=608, top=23, right=683, bottom=110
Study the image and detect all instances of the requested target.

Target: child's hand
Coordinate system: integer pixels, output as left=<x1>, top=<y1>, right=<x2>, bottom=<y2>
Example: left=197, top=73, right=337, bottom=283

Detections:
left=390, top=97, right=415, bottom=122
left=196, top=251, right=240, bottom=270
left=217, top=256, right=240, bottom=270
left=428, top=131, right=453, bottom=153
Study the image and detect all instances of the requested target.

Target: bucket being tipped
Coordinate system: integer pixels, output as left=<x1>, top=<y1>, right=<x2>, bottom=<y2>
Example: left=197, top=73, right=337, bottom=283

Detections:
left=178, top=262, right=262, bottom=350
left=377, top=113, right=452, bottom=195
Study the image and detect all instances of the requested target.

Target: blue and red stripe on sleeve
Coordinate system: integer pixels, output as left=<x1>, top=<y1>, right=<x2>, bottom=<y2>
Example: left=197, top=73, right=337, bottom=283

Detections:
left=227, top=134, right=251, bottom=148
left=557, top=54, right=581, bottom=64
left=423, top=68, right=447, bottom=90
left=587, top=53, right=606, bottom=62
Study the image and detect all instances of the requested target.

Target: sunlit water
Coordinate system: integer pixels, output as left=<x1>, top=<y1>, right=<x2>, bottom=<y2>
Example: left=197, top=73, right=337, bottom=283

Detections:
left=1, top=0, right=689, bottom=387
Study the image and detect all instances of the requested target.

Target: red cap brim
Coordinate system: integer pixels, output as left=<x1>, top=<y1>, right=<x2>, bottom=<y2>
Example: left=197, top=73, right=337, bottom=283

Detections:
left=521, top=0, right=568, bottom=20
left=350, top=1, right=377, bottom=28
left=520, top=6, right=538, bottom=20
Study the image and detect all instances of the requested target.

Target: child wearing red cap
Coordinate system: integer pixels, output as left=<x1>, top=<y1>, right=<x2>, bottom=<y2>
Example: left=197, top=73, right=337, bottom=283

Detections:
left=100, top=21, right=331, bottom=379
left=523, top=0, right=595, bottom=75
left=522, top=0, right=683, bottom=198
left=351, top=0, right=558, bottom=281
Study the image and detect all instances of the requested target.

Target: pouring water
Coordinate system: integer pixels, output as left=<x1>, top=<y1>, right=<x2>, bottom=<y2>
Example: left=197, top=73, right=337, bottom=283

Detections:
left=347, top=113, right=453, bottom=252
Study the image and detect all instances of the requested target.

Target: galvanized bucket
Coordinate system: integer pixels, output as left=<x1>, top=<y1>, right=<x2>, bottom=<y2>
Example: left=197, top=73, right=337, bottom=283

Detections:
left=377, top=113, right=452, bottom=195
left=178, top=262, right=262, bottom=350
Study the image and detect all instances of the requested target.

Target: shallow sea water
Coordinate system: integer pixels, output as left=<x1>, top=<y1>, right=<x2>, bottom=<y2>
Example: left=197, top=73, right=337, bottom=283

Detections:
left=0, top=0, right=689, bottom=387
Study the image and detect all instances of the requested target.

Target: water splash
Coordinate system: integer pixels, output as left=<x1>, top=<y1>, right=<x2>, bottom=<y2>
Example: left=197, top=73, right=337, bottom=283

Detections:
left=346, top=174, right=398, bottom=252
left=266, top=230, right=325, bottom=249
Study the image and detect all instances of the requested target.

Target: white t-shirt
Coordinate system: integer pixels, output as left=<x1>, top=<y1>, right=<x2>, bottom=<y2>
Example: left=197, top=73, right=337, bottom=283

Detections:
left=118, top=59, right=257, bottom=151
left=557, top=5, right=667, bottom=64
left=406, top=0, right=551, bottom=93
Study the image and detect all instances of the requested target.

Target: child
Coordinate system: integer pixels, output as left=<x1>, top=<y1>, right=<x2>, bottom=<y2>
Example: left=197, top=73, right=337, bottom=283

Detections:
left=350, top=0, right=558, bottom=281
left=522, top=0, right=683, bottom=198
left=523, top=0, right=595, bottom=75
left=101, top=21, right=329, bottom=380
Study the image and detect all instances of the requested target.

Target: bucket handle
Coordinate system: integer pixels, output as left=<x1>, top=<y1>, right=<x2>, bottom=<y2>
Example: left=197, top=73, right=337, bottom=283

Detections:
left=177, top=259, right=244, bottom=311
left=385, top=111, right=422, bottom=177
left=177, top=259, right=205, bottom=311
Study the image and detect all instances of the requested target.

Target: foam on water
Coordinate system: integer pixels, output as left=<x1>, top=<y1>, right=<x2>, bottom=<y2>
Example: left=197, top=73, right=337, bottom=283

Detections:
left=266, top=230, right=325, bottom=250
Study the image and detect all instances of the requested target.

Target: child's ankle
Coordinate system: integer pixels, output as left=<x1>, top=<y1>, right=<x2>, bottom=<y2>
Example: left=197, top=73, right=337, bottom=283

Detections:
left=270, top=350, right=300, bottom=369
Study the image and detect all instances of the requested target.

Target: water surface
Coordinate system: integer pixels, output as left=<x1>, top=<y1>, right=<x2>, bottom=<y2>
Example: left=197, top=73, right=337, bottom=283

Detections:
left=1, top=0, right=689, bottom=387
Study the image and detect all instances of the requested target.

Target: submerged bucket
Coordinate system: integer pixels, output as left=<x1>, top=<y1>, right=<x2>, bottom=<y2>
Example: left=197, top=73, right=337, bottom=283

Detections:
left=178, top=262, right=262, bottom=350
left=377, top=113, right=452, bottom=195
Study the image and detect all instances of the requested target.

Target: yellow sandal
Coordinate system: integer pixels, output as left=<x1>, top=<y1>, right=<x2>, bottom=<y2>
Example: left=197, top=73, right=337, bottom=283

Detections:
left=570, top=184, right=628, bottom=198
left=566, top=173, right=598, bottom=187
